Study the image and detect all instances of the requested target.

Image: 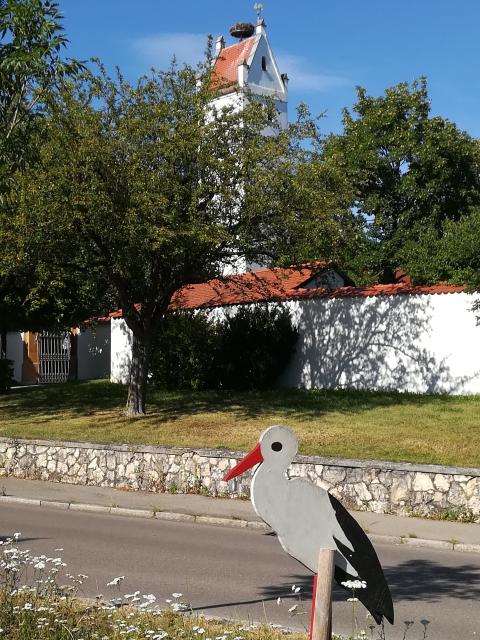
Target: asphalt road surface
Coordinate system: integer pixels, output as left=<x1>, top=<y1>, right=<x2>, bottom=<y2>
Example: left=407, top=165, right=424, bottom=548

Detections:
left=1, top=503, right=479, bottom=639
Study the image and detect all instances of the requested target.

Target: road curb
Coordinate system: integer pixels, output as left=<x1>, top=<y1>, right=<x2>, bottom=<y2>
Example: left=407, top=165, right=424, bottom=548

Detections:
left=1, top=495, right=478, bottom=554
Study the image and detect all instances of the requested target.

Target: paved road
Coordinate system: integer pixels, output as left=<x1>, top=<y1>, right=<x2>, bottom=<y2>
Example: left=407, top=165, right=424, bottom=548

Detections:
left=1, top=503, right=479, bottom=639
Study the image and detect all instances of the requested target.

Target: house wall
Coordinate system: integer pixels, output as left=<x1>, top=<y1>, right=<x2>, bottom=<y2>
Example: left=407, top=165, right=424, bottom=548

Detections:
left=77, top=324, right=111, bottom=380
left=6, top=331, right=23, bottom=383
left=109, top=291, right=480, bottom=395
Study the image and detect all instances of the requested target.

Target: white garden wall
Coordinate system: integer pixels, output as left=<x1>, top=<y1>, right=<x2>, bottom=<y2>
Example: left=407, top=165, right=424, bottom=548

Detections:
left=281, top=292, right=480, bottom=394
left=109, top=292, right=480, bottom=395
left=110, top=317, right=132, bottom=384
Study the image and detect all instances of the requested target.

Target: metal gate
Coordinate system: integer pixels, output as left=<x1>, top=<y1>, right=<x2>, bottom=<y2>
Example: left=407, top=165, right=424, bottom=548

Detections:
left=37, top=331, right=71, bottom=383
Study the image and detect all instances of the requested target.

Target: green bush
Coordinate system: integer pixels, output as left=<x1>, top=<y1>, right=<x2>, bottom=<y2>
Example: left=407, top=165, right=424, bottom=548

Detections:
left=0, top=359, right=14, bottom=393
left=149, top=305, right=298, bottom=391
left=219, top=305, right=299, bottom=390
left=150, top=310, right=221, bottom=390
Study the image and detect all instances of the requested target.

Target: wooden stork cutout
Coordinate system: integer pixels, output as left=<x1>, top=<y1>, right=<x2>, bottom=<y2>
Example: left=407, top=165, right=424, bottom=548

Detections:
left=224, top=426, right=394, bottom=637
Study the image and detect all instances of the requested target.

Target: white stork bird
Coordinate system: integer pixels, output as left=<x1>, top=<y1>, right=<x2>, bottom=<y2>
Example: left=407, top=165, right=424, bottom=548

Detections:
left=224, top=425, right=394, bottom=626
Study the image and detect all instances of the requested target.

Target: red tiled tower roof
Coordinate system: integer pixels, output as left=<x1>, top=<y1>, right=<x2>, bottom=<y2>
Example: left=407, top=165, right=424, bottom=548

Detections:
left=210, top=37, right=256, bottom=94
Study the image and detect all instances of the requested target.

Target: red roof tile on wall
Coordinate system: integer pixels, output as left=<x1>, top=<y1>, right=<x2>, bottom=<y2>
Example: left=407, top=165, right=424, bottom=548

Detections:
left=172, top=278, right=465, bottom=310
left=294, top=282, right=465, bottom=302
left=96, top=265, right=466, bottom=322
left=171, top=262, right=328, bottom=309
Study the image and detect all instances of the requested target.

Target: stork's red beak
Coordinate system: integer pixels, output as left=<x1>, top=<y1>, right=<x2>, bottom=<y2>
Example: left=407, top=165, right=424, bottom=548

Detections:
left=223, top=442, right=263, bottom=481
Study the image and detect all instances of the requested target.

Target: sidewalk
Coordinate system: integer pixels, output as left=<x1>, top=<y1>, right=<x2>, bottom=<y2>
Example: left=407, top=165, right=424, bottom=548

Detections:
left=1, top=476, right=479, bottom=553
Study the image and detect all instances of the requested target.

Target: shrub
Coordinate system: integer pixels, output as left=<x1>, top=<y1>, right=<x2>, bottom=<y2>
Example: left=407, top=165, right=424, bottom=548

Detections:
left=149, top=310, right=221, bottom=390
left=150, top=305, right=298, bottom=391
left=219, top=305, right=298, bottom=390
left=0, top=358, right=13, bottom=393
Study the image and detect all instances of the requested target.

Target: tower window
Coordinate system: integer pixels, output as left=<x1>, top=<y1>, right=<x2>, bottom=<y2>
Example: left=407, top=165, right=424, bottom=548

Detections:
left=261, top=56, right=267, bottom=71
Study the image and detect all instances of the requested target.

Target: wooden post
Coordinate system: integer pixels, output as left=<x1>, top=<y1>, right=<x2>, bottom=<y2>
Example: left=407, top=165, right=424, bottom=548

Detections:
left=311, top=548, right=334, bottom=640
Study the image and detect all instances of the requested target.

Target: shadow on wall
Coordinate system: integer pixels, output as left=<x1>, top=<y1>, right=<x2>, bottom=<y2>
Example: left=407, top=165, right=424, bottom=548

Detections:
left=284, top=295, right=477, bottom=394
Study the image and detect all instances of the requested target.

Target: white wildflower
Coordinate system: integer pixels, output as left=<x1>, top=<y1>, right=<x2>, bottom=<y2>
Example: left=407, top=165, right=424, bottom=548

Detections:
left=172, top=592, right=182, bottom=598
left=276, top=597, right=281, bottom=605
left=107, top=576, right=125, bottom=587
left=341, top=579, right=366, bottom=590
left=288, top=604, right=298, bottom=613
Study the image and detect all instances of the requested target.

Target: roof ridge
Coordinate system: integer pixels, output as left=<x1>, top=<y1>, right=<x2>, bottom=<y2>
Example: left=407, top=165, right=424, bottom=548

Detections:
left=219, top=36, right=256, bottom=51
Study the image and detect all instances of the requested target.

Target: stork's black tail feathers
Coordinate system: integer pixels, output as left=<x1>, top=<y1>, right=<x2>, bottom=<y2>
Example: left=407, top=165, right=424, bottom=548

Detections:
left=328, top=493, right=394, bottom=625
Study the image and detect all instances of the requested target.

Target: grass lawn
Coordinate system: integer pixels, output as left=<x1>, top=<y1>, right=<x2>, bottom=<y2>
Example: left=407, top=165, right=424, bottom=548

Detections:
left=1, top=380, right=480, bottom=467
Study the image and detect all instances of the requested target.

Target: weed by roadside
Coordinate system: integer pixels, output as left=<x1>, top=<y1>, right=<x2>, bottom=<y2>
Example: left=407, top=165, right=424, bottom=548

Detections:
left=409, top=507, right=478, bottom=524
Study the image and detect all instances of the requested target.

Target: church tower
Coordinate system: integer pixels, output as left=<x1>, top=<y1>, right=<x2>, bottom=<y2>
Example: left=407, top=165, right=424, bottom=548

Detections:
left=211, top=12, right=289, bottom=275
left=210, top=14, right=288, bottom=131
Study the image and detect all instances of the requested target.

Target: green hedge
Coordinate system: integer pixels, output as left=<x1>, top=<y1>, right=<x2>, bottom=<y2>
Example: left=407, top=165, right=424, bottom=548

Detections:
left=218, top=305, right=299, bottom=390
left=150, top=305, right=298, bottom=390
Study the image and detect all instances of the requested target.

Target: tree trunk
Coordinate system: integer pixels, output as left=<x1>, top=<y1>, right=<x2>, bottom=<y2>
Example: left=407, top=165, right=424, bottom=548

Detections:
left=0, top=331, right=6, bottom=360
left=126, top=331, right=151, bottom=417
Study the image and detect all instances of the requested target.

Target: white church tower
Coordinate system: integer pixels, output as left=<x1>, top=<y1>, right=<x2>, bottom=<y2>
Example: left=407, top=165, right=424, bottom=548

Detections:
left=211, top=11, right=289, bottom=275
left=210, top=13, right=289, bottom=132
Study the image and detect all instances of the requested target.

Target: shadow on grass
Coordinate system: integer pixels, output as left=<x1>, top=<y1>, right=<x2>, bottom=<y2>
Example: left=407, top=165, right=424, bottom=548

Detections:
left=1, top=380, right=469, bottom=425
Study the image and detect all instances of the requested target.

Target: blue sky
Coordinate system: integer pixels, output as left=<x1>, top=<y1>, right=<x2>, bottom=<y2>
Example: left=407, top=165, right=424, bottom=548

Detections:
left=60, top=0, right=480, bottom=136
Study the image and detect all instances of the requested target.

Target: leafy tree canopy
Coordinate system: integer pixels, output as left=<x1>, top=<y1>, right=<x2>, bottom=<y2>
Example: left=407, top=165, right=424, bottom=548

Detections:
left=10, top=61, right=345, bottom=414
left=0, top=0, right=87, bottom=341
left=323, top=78, right=480, bottom=283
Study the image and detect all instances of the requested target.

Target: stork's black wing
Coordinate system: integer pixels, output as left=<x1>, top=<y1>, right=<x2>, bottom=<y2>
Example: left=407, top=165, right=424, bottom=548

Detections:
left=328, top=492, right=394, bottom=625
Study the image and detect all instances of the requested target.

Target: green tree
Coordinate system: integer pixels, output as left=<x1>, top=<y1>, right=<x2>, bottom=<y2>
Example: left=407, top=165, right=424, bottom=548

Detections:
left=323, top=78, right=480, bottom=282
left=0, top=0, right=84, bottom=354
left=12, top=63, right=332, bottom=416
left=0, top=0, right=81, bottom=175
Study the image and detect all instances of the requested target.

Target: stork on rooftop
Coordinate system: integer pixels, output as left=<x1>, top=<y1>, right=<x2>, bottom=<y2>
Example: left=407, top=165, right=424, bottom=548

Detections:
left=224, top=426, right=394, bottom=627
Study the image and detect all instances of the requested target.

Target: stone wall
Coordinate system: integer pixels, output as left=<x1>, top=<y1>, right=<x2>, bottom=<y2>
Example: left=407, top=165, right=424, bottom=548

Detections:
left=0, top=437, right=479, bottom=519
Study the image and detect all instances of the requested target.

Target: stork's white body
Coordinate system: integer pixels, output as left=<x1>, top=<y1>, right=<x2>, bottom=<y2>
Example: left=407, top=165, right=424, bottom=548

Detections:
left=251, top=461, right=358, bottom=576
left=224, top=425, right=394, bottom=626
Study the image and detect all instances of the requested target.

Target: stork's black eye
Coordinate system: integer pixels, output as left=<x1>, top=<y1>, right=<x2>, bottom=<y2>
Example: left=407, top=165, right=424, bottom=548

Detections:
left=271, top=442, right=282, bottom=452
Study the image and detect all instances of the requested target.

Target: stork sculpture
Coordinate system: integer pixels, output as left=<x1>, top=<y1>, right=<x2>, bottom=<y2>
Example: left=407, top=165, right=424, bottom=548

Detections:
left=224, top=426, right=394, bottom=633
